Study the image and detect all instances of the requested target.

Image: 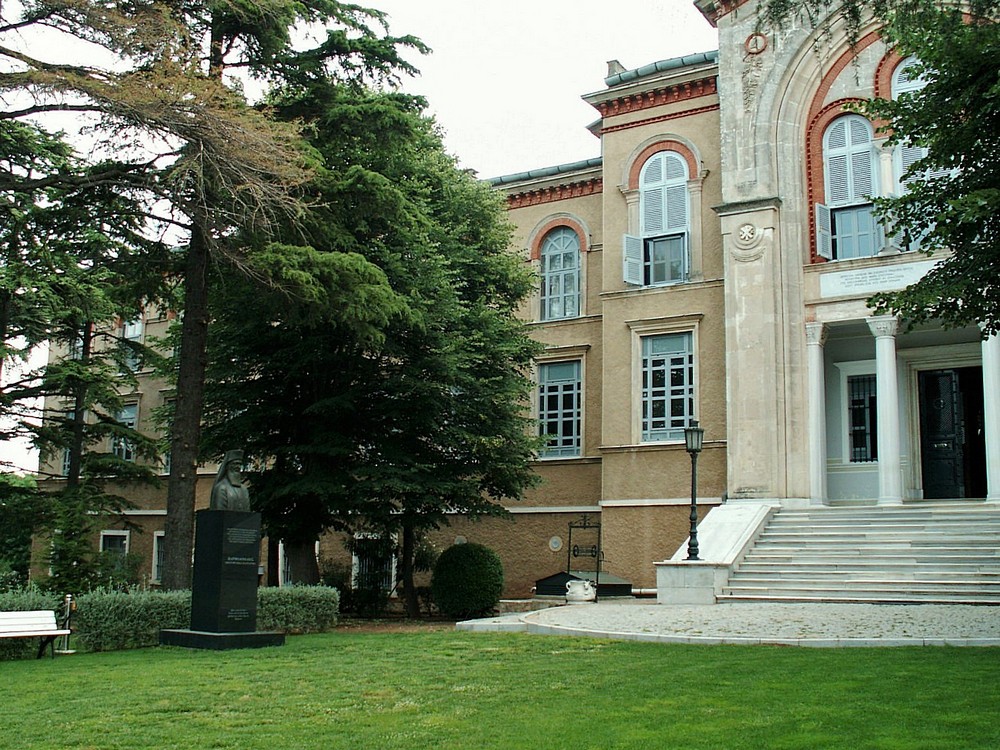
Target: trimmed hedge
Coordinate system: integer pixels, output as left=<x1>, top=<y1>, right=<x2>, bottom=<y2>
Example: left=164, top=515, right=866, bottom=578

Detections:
left=75, top=589, right=191, bottom=652
left=257, top=585, right=339, bottom=634
left=430, top=543, right=504, bottom=620
left=71, top=585, right=340, bottom=652
left=0, top=588, right=62, bottom=660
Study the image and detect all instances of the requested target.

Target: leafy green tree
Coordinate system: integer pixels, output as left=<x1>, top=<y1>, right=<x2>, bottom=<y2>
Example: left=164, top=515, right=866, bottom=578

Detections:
left=202, top=87, right=541, bottom=615
left=2, top=0, right=423, bottom=588
left=758, top=0, right=1000, bottom=332
left=0, top=117, right=168, bottom=592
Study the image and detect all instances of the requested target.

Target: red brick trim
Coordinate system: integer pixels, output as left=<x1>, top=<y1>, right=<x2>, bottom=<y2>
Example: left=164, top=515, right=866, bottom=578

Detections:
left=874, top=47, right=908, bottom=100
left=601, top=103, right=720, bottom=139
left=593, top=77, right=717, bottom=118
left=805, top=30, right=882, bottom=126
left=627, top=140, right=700, bottom=191
left=529, top=218, right=588, bottom=262
left=506, top=178, right=603, bottom=210
left=804, top=99, right=869, bottom=263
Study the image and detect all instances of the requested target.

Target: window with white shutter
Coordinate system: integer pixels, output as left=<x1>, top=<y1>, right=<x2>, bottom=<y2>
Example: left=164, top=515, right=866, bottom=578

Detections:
left=625, top=151, right=690, bottom=286
left=819, top=115, right=881, bottom=259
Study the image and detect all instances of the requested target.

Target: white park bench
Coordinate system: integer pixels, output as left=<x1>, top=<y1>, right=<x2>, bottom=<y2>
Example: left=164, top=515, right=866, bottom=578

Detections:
left=0, top=610, right=72, bottom=659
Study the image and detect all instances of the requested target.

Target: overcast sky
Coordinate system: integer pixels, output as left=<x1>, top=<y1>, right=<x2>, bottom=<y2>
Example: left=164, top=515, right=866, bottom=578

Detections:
left=371, top=0, right=718, bottom=178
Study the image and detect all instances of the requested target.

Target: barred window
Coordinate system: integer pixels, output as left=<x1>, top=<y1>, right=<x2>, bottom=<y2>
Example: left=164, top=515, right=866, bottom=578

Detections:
left=848, top=374, right=878, bottom=462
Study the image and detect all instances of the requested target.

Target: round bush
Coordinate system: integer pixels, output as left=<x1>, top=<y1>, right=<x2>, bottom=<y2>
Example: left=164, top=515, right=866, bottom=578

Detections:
left=430, top=543, right=504, bottom=619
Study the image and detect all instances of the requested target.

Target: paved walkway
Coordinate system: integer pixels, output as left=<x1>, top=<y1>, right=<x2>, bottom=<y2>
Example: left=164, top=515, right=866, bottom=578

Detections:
left=457, top=600, right=1000, bottom=647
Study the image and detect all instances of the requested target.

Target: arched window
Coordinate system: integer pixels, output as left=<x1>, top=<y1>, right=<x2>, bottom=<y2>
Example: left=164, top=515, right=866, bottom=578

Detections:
left=624, top=151, right=690, bottom=286
left=816, top=115, right=881, bottom=260
left=539, top=226, right=580, bottom=321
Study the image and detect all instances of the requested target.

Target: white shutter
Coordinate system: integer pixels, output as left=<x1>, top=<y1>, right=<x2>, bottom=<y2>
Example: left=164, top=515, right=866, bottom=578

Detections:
left=663, top=152, right=686, bottom=181
left=623, top=234, right=644, bottom=285
left=641, top=187, right=664, bottom=235
left=641, top=154, right=663, bottom=185
left=850, top=148, right=876, bottom=199
left=815, top=203, right=833, bottom=260
left=827, top=154, right=850, bottom=204
left=826, top=119, right=847, bottom=150
left=664, top=184, right=688, bottom=232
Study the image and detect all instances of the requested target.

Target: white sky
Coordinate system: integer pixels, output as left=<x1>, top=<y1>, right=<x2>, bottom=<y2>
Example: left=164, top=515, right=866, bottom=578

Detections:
left=372, top=0, right=718, bottom=178
left=0, top=1, right=718, bottom=474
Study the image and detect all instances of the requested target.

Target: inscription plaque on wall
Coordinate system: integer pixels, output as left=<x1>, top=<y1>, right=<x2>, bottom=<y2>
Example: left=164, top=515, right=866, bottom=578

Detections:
left=820, top=259, right=937, bottom=299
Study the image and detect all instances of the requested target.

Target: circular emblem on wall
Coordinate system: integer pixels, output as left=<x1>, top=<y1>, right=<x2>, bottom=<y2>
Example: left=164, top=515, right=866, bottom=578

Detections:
left=731, top=222, right=765, bottom=262
left=745, top=33, right=768, bottom=56
left=548, top=536, right=563, bottom=553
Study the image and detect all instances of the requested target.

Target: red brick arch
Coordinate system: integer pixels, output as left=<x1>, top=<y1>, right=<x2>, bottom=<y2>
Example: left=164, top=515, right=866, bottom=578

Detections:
left=529, top=217, right=588, bottom=262
left=626, top=140, right=699, bottom=191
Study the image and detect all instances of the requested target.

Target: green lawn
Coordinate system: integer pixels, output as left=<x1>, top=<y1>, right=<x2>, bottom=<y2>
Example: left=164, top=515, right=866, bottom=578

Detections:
left=3, top=627, right=998, bottom=749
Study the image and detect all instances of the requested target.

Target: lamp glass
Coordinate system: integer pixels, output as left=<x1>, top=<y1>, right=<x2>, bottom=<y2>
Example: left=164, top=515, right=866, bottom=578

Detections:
left=684, top=420, right=704, bottom=454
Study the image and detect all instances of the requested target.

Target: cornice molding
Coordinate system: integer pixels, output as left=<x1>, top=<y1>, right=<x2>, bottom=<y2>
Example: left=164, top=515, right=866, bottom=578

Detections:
left=506, top=178, right=603, bottom=209
left=592, top=76, right=718, bottom=119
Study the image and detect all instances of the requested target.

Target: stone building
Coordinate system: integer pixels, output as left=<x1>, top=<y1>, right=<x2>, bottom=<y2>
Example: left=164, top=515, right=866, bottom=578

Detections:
left=35, top=0, right=1000, bottom=602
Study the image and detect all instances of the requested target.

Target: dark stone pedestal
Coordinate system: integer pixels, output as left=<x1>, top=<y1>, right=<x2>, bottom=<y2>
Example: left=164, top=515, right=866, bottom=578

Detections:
left=159, top=509, right=285, bottom=650
left=159, top=628, right=284, bottom=650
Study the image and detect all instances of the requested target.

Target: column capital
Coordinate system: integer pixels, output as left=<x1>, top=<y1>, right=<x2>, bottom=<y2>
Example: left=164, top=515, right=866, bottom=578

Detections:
left=805, top=322, right=828, bottom=347
left=866, top=315, right=899, bottom=339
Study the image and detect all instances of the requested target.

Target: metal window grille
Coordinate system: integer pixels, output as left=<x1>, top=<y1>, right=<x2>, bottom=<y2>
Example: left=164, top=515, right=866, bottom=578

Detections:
left=353, top=537, right=395, bottom=592
left=848, top=374, right=878, bottom=462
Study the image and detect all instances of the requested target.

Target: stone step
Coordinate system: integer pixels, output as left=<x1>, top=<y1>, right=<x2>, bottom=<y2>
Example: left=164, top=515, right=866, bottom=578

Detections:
left=717, top=591, right=1000, bottom=605
left=730, top=562, right=1000, bottom=581
left=727, top=576, right=1000, bottom=591
left=736, top=561, right=1000, bottom=573
left=747, top=544, right=1000, bottom=563
left=757, top=533, right=999, bottom=545
left=721, top=504, right=1000, bottom=605
left=765, top=523, right=1000, bottom=535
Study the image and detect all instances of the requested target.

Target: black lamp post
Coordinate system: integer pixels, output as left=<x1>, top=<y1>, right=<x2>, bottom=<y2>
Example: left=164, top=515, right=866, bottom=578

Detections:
left=684, top=419, right=705, bottom=561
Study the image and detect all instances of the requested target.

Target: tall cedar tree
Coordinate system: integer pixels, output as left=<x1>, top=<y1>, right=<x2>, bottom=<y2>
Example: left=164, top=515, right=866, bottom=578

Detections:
left=0, top=119, right=167, bottom=590
left=758, top=0, right=1000, bottom=332
left=202, top=88, right=542, bottom=615
left=1, top=0, right=424, bottom=588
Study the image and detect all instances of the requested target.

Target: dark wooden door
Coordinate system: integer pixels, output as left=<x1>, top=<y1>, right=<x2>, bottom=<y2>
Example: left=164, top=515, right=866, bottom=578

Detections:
left=919, top=367, right=986, bottom=499
left=919, top=369, right=963, bottom=499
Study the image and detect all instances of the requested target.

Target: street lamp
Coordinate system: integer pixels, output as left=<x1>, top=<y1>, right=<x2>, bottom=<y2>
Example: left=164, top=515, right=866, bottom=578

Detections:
left=684, top=420, right=705, bottom=561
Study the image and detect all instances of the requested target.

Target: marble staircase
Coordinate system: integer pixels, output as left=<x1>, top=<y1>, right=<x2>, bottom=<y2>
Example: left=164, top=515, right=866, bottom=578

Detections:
left=720, top=503, right=1000, bottom=604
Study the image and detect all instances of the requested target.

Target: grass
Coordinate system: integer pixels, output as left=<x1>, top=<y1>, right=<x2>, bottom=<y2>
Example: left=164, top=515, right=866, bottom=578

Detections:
left=3, top=626, right=999, bottom=749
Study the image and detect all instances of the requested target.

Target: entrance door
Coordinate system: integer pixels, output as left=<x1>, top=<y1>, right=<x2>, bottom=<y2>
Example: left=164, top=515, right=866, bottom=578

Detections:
left=918, top=367, right=986, bottom=499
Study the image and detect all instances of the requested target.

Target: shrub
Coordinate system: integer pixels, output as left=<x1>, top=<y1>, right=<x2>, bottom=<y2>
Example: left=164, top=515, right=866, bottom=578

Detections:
left=257, top=585, right=339, bottom=633
left=430, top=543, right=504, bottom=620
left=74, top=589, right=190, bottom=652
left=0, top=587, right=61, bottom=661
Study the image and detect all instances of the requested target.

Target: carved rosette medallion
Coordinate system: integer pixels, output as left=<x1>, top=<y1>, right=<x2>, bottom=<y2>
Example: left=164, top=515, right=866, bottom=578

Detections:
left=731, top=222, right=765, bottom=262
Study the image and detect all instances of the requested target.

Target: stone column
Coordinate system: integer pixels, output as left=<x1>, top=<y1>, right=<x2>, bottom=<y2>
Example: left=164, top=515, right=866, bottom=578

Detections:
left=805, top=322, right=828, bottom=505
left=867, top=316, right=903, bottom=505
left=982, top=332, right=1000, bottom=502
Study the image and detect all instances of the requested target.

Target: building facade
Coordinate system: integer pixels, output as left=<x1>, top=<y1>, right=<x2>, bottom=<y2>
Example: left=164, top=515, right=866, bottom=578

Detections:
left=34, top=0, right=1000, bottom=599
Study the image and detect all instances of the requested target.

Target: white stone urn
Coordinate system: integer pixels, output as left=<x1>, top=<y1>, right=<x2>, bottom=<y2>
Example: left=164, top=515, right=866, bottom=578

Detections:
left=565, top=578, right=596, bottom=603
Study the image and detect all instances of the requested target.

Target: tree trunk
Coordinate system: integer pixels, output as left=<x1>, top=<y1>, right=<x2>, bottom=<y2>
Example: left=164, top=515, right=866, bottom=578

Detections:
left=161, top=217, right=210, bottom=590
left=401, top=519, right=419, bottom=618
left=66, top=323, right=93, bottom=487
left=284, top=538, right=320, bottom=584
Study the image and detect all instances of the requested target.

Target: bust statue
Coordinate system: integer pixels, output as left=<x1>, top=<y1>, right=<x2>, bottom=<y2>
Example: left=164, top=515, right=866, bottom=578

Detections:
left=209, top=450, right=251, bottom=511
